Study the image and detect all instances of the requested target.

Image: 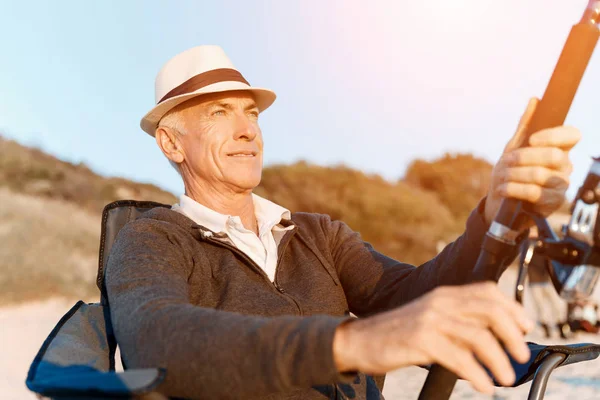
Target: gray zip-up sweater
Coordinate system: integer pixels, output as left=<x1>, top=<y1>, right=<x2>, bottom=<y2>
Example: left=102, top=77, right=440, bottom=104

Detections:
left=105, top=199, right=513, bottom=399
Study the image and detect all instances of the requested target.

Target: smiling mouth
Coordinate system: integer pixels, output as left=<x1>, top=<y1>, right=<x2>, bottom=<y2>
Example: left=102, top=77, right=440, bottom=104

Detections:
left=227, top=151, right=257, bottom=157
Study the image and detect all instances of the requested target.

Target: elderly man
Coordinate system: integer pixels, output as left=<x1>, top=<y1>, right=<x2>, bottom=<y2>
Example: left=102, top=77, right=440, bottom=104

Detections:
left=106, top=46, right=580, bottom=400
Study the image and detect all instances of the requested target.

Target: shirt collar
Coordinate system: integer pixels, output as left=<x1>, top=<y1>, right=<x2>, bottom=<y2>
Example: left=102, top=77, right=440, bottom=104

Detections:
left=174, top=194, right=229, bottom=233
left=172, top=193, right=291, bottom=234
left=252, top=193, right=292, bottom=232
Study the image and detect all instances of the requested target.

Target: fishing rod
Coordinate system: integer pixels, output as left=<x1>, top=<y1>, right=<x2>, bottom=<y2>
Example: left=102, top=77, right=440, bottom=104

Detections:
left=419, top=2, right=600, bottom=399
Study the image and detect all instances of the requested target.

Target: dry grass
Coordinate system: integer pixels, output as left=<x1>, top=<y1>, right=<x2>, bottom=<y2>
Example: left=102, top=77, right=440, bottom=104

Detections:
left=0, top=135, right=177, bottom=305
left=0, top=136, right=176, bottom=214
left=0, top=187, right=101, bottom=305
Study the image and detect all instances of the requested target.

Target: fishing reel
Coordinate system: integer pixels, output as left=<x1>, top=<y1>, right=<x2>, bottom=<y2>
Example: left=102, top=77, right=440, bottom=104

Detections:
left=516, top=157, right=600, bottom=305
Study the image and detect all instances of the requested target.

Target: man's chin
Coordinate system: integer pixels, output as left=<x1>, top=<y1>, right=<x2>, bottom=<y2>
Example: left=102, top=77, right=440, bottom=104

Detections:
left=227, top=178, right=261, bottom=193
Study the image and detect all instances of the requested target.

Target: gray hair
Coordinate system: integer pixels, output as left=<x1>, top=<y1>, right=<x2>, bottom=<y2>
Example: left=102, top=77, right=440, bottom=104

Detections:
left=156, top=109, right=187, bottom=176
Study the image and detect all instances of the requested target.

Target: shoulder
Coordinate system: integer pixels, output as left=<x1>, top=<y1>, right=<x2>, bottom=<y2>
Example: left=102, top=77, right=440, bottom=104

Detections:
left=290, top=212, right=333, bottom=234
left=290, top=212, right=355, bottom=245
left=105, top=208, right=198, bottom=282
left=112, top=208, right=198, bottom=259
left=120, top=209, right=189, bottom=238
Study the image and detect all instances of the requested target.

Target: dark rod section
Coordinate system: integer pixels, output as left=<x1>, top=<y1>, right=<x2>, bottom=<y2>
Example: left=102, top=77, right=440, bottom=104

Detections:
left=417, top=364, right=457, bottom=400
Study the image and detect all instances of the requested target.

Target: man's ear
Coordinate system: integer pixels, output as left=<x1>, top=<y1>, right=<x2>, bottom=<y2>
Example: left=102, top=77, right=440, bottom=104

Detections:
left=155, top=127, right=185, bottom=164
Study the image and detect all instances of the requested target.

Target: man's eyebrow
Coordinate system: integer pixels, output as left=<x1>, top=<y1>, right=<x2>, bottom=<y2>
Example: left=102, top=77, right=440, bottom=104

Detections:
left=244, top=101, right=259, bottom=111
left=207, top=101, right=234, bottom=110
left=205, top=101, right=258, bottom=111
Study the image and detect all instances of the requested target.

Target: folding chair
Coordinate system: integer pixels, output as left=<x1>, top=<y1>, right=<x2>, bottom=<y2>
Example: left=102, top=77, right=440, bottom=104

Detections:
left=26, top=200, right=600, bottom=400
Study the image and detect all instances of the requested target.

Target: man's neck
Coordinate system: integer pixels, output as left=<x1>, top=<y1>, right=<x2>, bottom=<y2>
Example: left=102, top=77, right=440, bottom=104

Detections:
left=184, top=182, right=258, bottom=235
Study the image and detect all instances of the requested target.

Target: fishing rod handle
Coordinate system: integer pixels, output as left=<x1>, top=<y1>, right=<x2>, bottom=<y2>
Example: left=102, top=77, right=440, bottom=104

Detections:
left=482, top=13, right=600, bottom=262
left=523, top=23, right=600, bottom=142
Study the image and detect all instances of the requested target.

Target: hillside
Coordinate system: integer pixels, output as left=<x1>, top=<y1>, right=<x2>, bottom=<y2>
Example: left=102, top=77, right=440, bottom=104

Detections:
left=255, top=162, right=462, bottom=263
left=0, top=137, right=177, bottom=213
left=0, top=187, right=100, bottom=303
left=0, top=136, right=178, bottom=304
left=0, top=136, right=528, bottom=304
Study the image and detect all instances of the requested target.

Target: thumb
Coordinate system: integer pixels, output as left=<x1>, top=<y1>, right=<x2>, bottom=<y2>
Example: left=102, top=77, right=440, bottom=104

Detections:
left=504, top=97, right=539, bottom=153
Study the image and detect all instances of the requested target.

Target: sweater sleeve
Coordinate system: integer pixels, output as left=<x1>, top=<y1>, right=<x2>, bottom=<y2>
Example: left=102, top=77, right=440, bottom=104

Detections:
left=105, top=219, right=349, bottom=399
left=325, top=198, right=524, bottom=316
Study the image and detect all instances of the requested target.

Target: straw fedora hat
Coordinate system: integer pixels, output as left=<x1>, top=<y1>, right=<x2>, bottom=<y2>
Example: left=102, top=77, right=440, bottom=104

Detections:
left=140, top=45, right=276, bottom=136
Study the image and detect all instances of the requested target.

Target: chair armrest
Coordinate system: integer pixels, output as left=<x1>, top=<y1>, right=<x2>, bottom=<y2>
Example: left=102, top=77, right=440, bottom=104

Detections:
left=510, top=342, right=600, bottom=387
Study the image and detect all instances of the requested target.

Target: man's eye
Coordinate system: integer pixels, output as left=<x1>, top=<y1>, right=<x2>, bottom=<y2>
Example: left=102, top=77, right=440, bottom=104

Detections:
left=212, top=110, right=226, bottom=116
left=248, top=111, right=259, bottom=118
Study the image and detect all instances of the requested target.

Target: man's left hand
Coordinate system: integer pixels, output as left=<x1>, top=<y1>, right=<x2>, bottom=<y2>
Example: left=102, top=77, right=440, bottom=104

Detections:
left=484, top=97, right=582, bottom=228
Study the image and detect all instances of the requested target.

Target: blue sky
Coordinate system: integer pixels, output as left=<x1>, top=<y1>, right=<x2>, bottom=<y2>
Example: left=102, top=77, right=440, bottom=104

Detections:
left=1, top=0, right=598, bottom=198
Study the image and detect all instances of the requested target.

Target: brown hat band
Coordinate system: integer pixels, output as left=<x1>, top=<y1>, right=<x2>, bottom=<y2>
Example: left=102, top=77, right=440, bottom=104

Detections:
left=158, top=68, right=250, bottom=104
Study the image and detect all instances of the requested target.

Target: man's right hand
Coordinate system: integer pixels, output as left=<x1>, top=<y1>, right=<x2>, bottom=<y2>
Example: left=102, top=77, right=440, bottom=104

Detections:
left=332, top=282, right=534, bottom=395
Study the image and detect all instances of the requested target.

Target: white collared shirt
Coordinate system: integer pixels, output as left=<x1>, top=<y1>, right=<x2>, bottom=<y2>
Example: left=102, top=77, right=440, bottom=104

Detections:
left=171, top=194, right=293, bottom=282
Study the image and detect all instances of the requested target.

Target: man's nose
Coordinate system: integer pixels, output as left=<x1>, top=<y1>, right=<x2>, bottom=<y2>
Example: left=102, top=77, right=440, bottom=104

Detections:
left=232, top=114, right=259, bottom=141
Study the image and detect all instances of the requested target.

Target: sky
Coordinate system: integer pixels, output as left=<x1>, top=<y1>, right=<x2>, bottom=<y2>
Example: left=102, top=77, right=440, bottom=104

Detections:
left=1, top=0, right=599, bottom=198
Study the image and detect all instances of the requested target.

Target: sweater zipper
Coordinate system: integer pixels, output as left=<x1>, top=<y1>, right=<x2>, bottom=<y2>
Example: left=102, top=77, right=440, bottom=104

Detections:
left=273, top=230, right=337, bottom=399
left=273, top=229, right=303, bottom=315
left=201, top=230, right=303, bottom=315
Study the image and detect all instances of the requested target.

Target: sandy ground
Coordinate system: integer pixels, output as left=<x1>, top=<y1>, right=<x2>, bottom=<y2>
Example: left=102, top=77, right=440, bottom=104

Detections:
left=2, top=268, right=600, bottom=400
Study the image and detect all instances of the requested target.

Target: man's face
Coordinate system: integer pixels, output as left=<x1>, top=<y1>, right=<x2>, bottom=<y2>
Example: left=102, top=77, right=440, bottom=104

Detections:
left=176, top=91, right=263, bottom=192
